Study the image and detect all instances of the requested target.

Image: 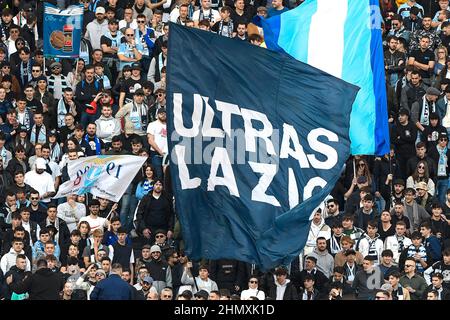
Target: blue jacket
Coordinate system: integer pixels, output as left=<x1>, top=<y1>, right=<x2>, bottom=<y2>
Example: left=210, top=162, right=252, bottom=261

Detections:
left=90, top=274, right=134, bottom=300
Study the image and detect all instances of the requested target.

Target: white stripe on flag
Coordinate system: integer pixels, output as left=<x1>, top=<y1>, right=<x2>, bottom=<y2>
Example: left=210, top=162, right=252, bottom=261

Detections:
left=307, top=0, right=348, bottom=78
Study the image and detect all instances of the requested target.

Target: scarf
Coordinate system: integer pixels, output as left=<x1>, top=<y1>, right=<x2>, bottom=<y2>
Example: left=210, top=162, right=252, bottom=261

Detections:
left=134, top=4, right=145, bottom=14
left=30, top=124, right=47, bottom=145
left=20, top=61, right=32, bottom=86
left=57, top=98, right=77, bottom=128
left=406, top=244, right=428, bottom=273
left=130, top=102, right=148, bottom=131
left=396, top=235, right=405, bottom=253
left=330, top=234, right=343, bottom=255
left=419, top=98, right=435, bottom=125
left=437, top=145, right=448, bottom=177
left=199, top=8, right=213, bottom=21
left=48, top=75, right=68, bottom=94
left=50, top=142, right=62, bottom=162
left=84, top=134, right=101, bottom=155
left=46, top=217, right=60, bottom=244
left=18, top=108, right=32, bottom=130
left=143, top=179, right=154, bottom=193
left=0, top=147, right=7, bottom=165
left=218, top=20, right=234, bottom=38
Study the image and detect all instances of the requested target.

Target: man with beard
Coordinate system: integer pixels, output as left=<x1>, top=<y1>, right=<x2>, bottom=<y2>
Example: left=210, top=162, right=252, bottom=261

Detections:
left=79, top=199, right=110, bottom=235
left=85, top=6, right=109, bottom=50
left=80, top=123, right=105, bottom=156
left=47, top=62, right=68, bottom=101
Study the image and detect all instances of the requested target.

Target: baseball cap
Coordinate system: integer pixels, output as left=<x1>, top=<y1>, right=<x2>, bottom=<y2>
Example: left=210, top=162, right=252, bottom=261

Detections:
left=426, top=87, right=440, bottom=96
left=157, top=108, right=166, bottom=114
left=35, top=157, right=46, bottom=170
left=415, top=181, right=428, bottom=191
left=438, top=132, right=448, bottom=140
left=393, top=178, right=405, bottom=186
left=95, top=6, right=106, bottom=14
left=143, top=276, right=153, bottom=284
left=134, top=88, right=145, bottom=96
left=95, top=269, right=107, bottom=277
left=50, top=61, right=62, bottom=69
left=131, top=62, right=141, bottom=70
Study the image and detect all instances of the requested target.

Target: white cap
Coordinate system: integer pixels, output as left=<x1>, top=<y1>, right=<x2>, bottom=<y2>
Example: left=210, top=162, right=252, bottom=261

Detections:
left=95, top=6, right=105, bottom=14
left=35, top=157, right=46, bottom=170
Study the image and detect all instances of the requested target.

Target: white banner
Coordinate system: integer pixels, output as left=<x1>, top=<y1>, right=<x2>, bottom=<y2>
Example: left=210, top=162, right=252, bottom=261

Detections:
left=54, top=155, right=147, bottom=202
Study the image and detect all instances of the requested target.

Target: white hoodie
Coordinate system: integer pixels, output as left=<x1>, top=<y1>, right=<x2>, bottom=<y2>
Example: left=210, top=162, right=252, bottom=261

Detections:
left=0, top=248, right=31, bottom=273
left=275, top=279, right=290, bottom=300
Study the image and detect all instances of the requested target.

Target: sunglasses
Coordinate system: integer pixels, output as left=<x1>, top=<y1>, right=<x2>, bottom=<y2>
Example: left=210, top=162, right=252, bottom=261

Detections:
left=327, top=205, right=335, bottom=208
left=30, top=197, right=39, bottom=200
left=418, top=166, right=425, bottom=169
left=162, top=295, right=172, bottom=298
left=32, top=70, right=40, bottom=72
left=249, top=280, right=258, bottom=284
left=51, top=66, right=61, bottom=70
left=155, top=235, right=165, bottom=238
left=137, top=20, right=146, bottom=23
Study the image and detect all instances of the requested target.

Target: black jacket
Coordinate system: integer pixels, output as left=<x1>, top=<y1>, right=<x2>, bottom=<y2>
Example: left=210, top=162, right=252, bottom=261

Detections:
left=209, top=259, right=246, bottom=293
left=267, top=280, right=298, bottom=300
left=135, top=192, right=174, bottom=234
left=38, top=218, right=71, bottom=249
left=9, top=267, right=64, bottom=300
left=4, top=266, right=30, bottom=300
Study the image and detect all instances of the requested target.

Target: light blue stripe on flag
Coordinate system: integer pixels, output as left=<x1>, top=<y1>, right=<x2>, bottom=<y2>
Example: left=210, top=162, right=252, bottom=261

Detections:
left=277, top=0, right=318, bottom=63
left=342, top=0, right=376, bottom=155
left=262, top=0, right=390, bottom=156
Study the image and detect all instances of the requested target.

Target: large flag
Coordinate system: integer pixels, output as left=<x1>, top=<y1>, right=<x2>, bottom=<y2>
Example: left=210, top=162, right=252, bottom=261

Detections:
left=262, top=0, right=390, bottom=156
left=166, top=24, right=359, bottom=270
left=54, top=155, right=147, bottom=202
left=43, top=3, right=84, bottom=58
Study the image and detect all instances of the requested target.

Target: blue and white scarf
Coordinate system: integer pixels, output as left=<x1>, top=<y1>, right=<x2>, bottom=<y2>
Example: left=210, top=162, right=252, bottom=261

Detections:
left=29, top=125, right=47, bottom=145
left=84, top=134, right=101, bottom=155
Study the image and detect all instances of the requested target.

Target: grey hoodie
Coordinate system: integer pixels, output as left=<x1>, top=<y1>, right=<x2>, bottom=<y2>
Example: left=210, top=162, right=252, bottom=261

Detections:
left=310, top=248, right=334, bottom=278
left=95, top=115, right=121, bottom=143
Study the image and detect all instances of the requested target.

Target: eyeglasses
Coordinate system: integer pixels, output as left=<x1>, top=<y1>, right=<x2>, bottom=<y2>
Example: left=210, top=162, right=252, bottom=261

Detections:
left=137, top=20, right=146, bottom=23
left=249, top=280, right=258, bottom=284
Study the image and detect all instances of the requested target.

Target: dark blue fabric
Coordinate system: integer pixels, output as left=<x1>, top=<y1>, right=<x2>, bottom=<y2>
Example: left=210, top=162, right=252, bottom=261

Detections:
left=166, top=24, right=359, bottom=270
left=89, top=274, right=133, bottom=300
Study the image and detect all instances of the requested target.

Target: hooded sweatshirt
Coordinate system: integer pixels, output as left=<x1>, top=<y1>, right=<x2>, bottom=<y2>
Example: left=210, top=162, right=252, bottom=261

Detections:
left=275, top=278, right=290, bottom=300
left=95, top=115, right=122, bottom=143
left=0, top=248, right=31, bottom=274
left=305, top=218, right=331, bottom=255
left=309, top=248, right=334, bottom=278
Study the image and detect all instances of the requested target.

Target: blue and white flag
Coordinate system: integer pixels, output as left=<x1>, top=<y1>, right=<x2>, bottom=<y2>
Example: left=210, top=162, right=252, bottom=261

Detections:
left=43, top=3, right=84, bottom=58
left=54, top=155, right=147, bottom=202
left=262, top=0, right=390, bottom=156
left=166, top=24, right=359, bottom=270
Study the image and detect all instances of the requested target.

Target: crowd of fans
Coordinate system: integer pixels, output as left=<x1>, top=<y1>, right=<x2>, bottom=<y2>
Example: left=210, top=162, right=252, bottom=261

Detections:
left=0, top=0, right=449, bottom=301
